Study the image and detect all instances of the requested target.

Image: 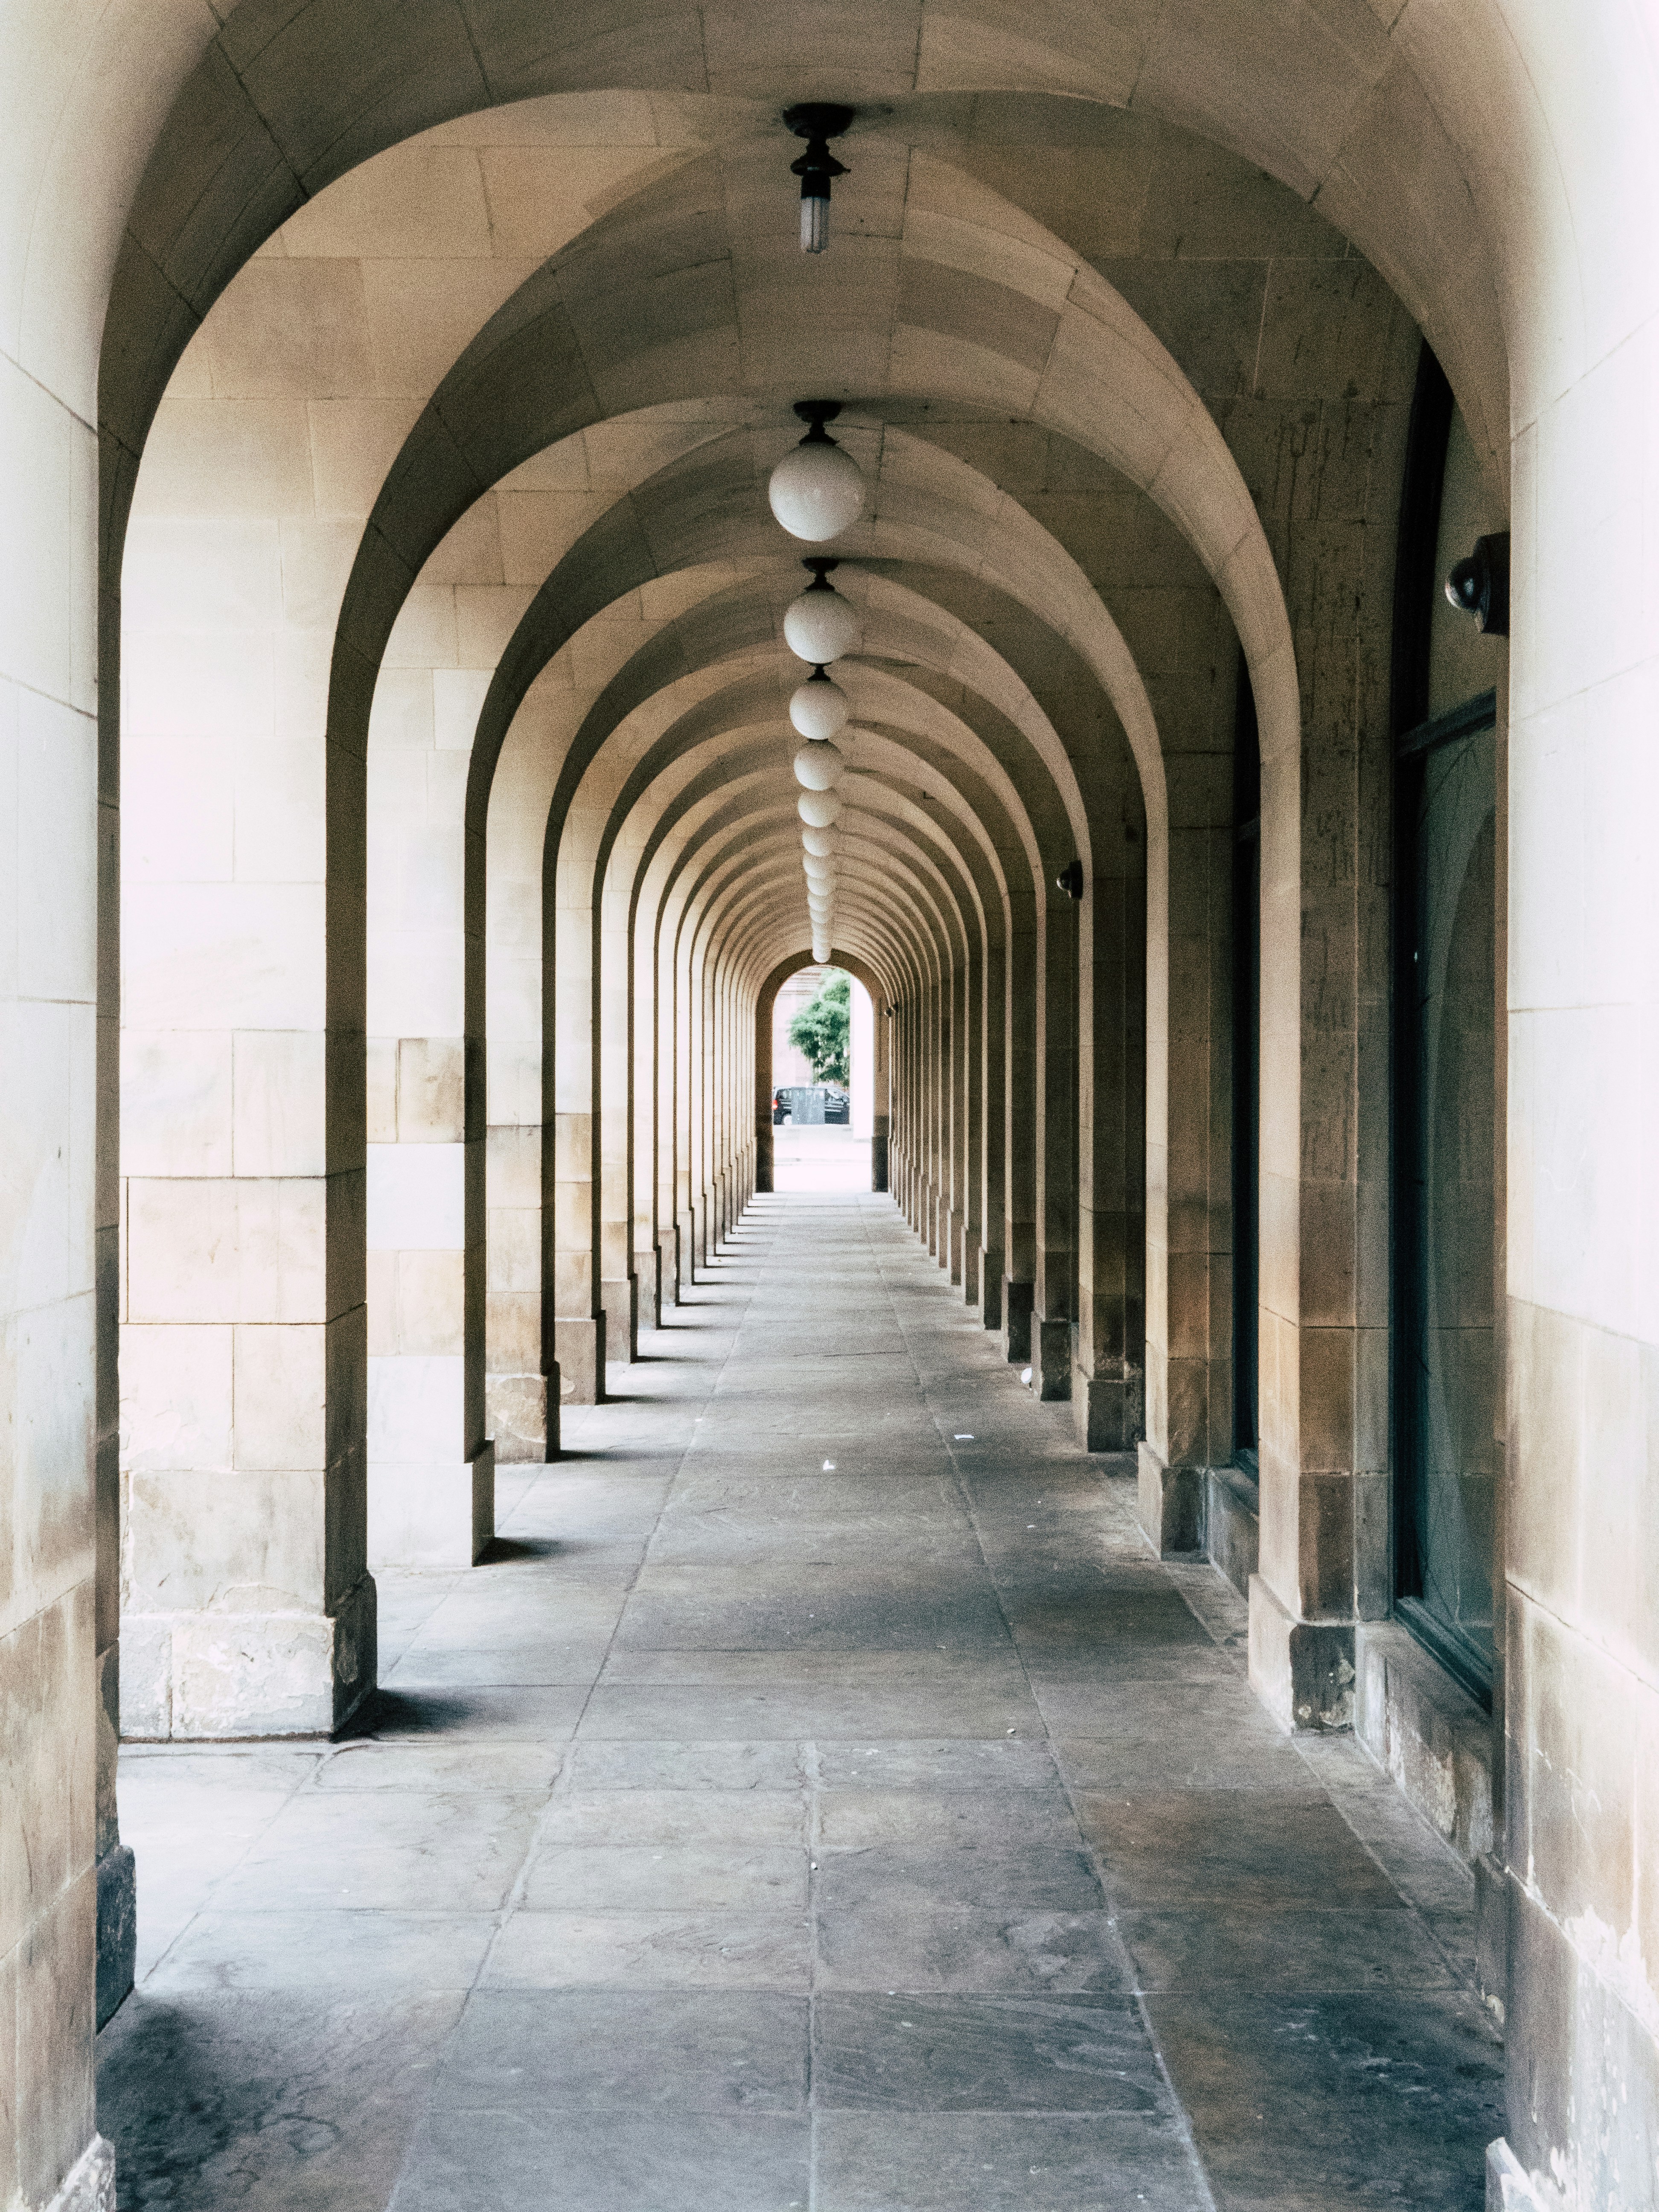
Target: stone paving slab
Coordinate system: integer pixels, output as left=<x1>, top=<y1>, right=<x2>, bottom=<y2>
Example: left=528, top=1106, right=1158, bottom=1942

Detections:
left=99, top=1188, right=1499, bottom=2211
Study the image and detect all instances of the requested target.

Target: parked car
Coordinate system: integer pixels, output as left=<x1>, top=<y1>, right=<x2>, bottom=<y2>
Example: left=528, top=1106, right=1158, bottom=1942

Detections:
left=773, top=1084, right=850, bottom=1126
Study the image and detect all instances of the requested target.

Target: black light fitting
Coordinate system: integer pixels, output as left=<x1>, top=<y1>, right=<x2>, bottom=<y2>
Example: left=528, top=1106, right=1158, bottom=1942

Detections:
left=1444, top=531, right=1511, bottom=636
left=1056, top=860, right=1085, bottom=900
left=784, top=103, right=854, bottom=253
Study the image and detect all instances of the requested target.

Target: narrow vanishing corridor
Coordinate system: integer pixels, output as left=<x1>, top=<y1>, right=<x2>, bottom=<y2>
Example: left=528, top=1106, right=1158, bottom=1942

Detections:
left=99, top=1196, right=1501, bottom=2212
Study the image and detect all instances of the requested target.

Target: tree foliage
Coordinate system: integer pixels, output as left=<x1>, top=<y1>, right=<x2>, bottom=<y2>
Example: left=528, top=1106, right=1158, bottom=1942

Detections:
left=788, top=968, right=851, bottom=1085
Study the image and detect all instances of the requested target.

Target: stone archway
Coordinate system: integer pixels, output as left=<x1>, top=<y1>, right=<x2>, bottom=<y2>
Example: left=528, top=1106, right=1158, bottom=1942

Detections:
left=754, top=948, right=893, bottom=1196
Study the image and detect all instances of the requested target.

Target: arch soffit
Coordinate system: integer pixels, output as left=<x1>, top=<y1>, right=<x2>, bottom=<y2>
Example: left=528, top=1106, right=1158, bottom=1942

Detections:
left=104, top=5, right=1520, bottom=507
left=668, top=815, right=956, bottom=993
left=544, top=646, right=1044, bottom=959
left=526, top=573, right=1088, bottom=877
left=595, top=719, right=1001, bottom=936
left=594, top=709, right=1011, bottom=950
left=329, top=151, right=1279, bottom=801
left=657, top=786, right=975, bottom=978
left=463, top=421, right=1159, bottom=856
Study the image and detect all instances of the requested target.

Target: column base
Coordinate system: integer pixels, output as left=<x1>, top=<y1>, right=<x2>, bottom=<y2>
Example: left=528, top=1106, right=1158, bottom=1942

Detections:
left=1136, top=1438, right=1200, bottom=1550
left=981, top=1251, right=1003, bottom=1330
left=486, top=1371, right=548, bottom=1462
left=554, top=1314, right=606, bottom=1403
left=677, top=1211, right=696, bottom=1290
left=601, top=1273, right=638, bottom=1365
left=1475, top=1851, right=1510, bottom=2025
left=1487, top=2141, right=1559, bottom=2212
left=1000, top=1277, right=1033, bottom=1363
left=659, top=1227, right=680, bottom=1306
left=1247, top=1572, right=1355, bottom=1732
left=947, top=1210, right=964, bottom=1284
left=1204, top=1463, right=1260, bottom=1595
left=1073, top=1362, right=1144, bottom=1450
left=1354, top=1621, right=1496, bottom=1862
left=963, top=1231, right=981, bottom=1307
left=634, top=1247, right=661, bottom=1329
left=120, top=1572, right=377, bottom=1739
left=1032, top=1316, right=1071, bottom=1400
left=44, top=2137, right=114, bottom=2212
left=871, top=1127, right=889, bottom=1191
left=370, top=1442, right=495, bottom=1568
left=96, top=1843, right=136, bottom=2028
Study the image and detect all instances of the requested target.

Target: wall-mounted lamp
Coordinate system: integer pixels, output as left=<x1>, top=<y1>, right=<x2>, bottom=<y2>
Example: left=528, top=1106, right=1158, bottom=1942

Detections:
left=1056, top=860, right=1085, bottom=900
left=785, top=103, right=853, bottom=253
left=1444, top=531, right=1511, bottom=636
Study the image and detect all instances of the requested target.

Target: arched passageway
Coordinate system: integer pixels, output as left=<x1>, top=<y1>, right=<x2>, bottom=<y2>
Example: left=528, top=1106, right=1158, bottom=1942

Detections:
left=3, top=7, right=1657, bottom=2212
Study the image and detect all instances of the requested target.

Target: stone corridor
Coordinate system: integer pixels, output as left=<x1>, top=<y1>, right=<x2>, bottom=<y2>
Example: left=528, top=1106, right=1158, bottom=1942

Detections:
left=98, top=1195, right=1501, bottom=2210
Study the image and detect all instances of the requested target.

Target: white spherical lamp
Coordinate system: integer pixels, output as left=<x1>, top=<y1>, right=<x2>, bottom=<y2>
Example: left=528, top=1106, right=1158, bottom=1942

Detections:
left=797, top=788, right=843, bottom=829
left=768, top=405, right=866, bottom=542
left=793, top=739, right=844, bottom=792
left=800, top=823, right=839, bottom=857
left=789, top=669, right=848, bottom=741
left=784, top=561, right=862, bottom=664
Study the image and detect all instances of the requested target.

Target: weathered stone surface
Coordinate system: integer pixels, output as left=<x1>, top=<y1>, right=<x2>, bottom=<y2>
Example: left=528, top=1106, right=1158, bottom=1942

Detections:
left=98, top=1198, right=1498, bottom=2209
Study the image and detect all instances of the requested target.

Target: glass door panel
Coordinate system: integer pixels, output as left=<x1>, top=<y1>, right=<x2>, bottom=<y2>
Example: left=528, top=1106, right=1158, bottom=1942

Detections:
left=1397, top=714, right=1497, bottom=1697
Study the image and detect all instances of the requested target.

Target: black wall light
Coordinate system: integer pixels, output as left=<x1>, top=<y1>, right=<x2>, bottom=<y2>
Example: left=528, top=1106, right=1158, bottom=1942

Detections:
left=785, top=104, right=853, bottom=253
left=1056, top=860, right=1085, bottom=900
left=1444, top=531, right=1511, bottom=636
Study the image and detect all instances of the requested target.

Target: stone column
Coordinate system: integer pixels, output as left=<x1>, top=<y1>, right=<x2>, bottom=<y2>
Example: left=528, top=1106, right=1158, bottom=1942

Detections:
left=120, top=464, right=374, bottom=1742
left=1031, top=894, right=1076, bottom=1397
left=550, top=836, right=604, bottom=1402
left=977, top=933, right=1005, bottom=1321
left=1245, top=466, right=1403, bottom=1732
left=364, top=655, right=492, bottom=1568
left=1074, top=800, right=1149, bottom=1451
left=597, top=859, right=637, bottom=1362
left=1001, top=901, right=1040, bottom=1362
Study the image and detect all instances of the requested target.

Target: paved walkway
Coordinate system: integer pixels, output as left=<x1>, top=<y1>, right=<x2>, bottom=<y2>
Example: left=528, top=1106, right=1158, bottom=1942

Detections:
left=99, top=1192, right=1502, bottom=2210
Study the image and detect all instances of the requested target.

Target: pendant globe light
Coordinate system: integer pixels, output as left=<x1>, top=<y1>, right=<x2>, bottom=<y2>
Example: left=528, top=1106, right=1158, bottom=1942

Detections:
left=800, top=823, right=839, bottom=857
left=790, top=668, right=849, bottom=740
left=794, top=739, right=844, bottom=791
left=769, top=402, right=866, bottom=542
left=798, top=788, right=843, bottom=829
left=784, top=558, right=862, bottom=664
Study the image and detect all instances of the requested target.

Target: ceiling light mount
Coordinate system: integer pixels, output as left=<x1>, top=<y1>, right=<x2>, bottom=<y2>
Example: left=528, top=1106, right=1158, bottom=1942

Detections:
left=790, top=666, right=850, bottom=740
left=768, top=402, right=867, bottom=542
left=785, top=103, right=853, bottom=253
left=785, top=555, right=862, bottom=664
